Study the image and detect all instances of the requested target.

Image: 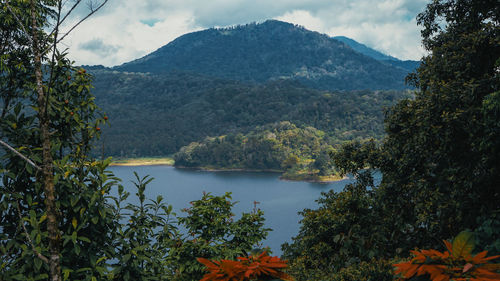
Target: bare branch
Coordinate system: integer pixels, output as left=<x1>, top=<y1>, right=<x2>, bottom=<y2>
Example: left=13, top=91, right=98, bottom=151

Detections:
left=0, top=139, right=42, bottom=171
left=47, top=0, right=83, bottom=38
left=16, top=201, right=50, bottom=264
left=56, top=0, right=109, bottom=44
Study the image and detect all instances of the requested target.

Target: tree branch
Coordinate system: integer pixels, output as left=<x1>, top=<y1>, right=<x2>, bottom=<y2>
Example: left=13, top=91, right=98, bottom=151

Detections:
left=2, top=0, right=34, bottom=45
left=55, top=0, right=109, bottom=44
left=47, top=0, right=83, bottom=39
left=0, top=139, right=42, bottom=171
left=16, top=201, right=50, bottom=264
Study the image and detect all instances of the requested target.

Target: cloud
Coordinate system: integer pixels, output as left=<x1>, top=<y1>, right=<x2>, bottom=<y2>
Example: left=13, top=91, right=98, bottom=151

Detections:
left=62, top=0, right=429, bottom=66
left=78, top=38, right=121, bottom=57
left=61, top=6, right=201, bottom=66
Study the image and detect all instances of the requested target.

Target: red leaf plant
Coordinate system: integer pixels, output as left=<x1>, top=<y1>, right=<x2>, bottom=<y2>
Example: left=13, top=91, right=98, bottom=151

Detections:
left=197, top=251, right=295, bottom=281
left=394, top=232, right=500, bottom=281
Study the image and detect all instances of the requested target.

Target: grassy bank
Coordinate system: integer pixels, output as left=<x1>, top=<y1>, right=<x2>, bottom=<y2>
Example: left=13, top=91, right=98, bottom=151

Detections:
left=280, top=169, right=345, bottom=183
left=110, top=157, right=175, bottom=166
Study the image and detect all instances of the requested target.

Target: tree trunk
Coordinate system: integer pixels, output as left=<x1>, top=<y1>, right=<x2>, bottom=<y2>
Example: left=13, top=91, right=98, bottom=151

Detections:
left=30, top=1, right=62, bottom=280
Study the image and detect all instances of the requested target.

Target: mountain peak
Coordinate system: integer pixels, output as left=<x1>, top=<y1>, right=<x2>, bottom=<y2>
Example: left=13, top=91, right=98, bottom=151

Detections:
left=115, top=20, right=410, bottom=90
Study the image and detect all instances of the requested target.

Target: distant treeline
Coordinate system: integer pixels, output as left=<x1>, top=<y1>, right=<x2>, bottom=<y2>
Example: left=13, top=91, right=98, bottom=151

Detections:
left=89, top=69, right=412, bottom=158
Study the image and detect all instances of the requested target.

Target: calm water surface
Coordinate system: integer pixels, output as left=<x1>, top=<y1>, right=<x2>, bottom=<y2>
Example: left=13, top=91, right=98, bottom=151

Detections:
left=109, top=165, right=355, bottom=255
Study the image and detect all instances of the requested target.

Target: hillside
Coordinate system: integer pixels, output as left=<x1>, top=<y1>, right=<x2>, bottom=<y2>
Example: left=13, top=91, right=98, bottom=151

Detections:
left=333, top=36, right=399, bottom=61
left=114, top=20, right=411, bottom=91
left=88, top=68, right=411, bottom=158
left=333, top=36, right=420, bottom=72
left=174, top=121, right=339, bottom=181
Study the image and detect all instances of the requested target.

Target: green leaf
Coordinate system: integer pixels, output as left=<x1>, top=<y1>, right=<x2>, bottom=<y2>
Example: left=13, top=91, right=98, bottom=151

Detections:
left=452, top=231, right=475, bottom=258
left=71, top=231, right=77, bottom=244
left=29, top=209, right=37, bottom=225
left=63, top=269, right=72, bottom=281
left=96, top=256, right=107, bottom=265
left=78, top=236, right=91, bottom=243
left=34, top=257, right=42, bottom=271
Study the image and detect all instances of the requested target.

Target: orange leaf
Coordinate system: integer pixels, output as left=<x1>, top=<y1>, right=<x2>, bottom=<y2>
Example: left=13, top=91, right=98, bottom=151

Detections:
left=443, top=240, right=453, bottom=253
left=197, top=258, right=220, bottom=270
left=479, top=263, right=500, bottom=271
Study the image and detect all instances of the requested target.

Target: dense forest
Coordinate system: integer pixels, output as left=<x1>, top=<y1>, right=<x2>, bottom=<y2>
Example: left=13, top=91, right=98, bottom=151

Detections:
left=1, top=0, right=499, bottom=281
left=90, top=68, right=411, bottom=157
left=174, top=122, right=337, bottom=180
left=281, top=0, right=500, bottom=279
left=115, top=20, right=413, bottom=91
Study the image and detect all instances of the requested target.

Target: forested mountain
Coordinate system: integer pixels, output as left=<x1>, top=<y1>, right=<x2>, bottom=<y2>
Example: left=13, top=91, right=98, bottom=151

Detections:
left=89, top=68, right=411, bottom=158
left=333, top=36, right=420, bottom=72
left=114, top=20, right=411, bottom=91
left=87, top=20, right=417, bottom=159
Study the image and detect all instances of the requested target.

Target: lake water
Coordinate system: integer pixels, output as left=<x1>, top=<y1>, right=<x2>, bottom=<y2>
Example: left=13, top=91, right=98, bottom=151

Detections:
left=109, top=165, right=356, bottom=255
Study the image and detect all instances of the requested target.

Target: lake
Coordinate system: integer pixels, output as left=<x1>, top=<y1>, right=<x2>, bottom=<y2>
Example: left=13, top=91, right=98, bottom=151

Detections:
left=109, top=165, right=356, bottom=255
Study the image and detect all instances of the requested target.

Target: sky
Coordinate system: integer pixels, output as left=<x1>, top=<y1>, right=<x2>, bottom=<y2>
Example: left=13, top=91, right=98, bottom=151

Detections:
left=61, top=0, right=429, bottom=67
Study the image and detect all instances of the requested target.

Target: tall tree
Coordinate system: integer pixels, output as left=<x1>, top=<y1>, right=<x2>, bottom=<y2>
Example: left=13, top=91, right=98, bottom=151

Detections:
left=284, top=1, right=500, bottom=279
left=1, top=1, right=109, bottom=280
left=379, top=0, right=500, bottom=250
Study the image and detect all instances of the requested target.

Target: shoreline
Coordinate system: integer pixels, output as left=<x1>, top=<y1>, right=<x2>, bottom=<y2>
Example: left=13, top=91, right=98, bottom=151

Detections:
left=110, top=158, right=347, bottom=183
left=176, top=165, right=346, bottom=183
left=110, top=157, right=174, bottom=167
left=279, top=175, right=348, bottom=183
left=174, top=165, right=282, bottom=173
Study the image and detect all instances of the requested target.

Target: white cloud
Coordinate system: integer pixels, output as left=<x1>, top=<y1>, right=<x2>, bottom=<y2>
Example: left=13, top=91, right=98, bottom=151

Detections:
left=62, top=0, right=428, bottom=66
left=275, top=10, right=327, bottom=34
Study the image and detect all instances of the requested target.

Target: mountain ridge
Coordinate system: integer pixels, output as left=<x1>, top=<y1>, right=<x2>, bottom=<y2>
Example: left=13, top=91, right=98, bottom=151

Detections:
left=113, top=20, right=412, bottom=91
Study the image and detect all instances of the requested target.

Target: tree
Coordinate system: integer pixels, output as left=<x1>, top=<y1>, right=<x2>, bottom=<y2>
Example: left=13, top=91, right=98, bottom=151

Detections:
left=1, top=1, right=109, bottom=280
left=379, top=0, right=500, bottom=250
left=165, top=192, right=269, bottom=281
left=284, top=0, right=499, bottom=278
left=282, top=177, right=385, bottom=281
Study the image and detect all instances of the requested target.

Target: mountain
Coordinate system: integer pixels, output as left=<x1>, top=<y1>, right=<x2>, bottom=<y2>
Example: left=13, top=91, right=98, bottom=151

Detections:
left=333, top=36, right=399, bottom=61
left=333, top=36, right=420, bottom=72
left=88, top=68, right=411, bottom=157
left=114, top=20, right=411, bottom=91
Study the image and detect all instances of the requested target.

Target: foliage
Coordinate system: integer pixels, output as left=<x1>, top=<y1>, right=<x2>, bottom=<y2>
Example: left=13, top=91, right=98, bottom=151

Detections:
left=108, top=173, right=176, bottom=281
left=281, top=171, right=385, bottom=281
left=330, top=139, right=382, bottom=176
left=115, top=20, right=411, bottom=91
left=90, top=68, right=410, bottom=158
left=394, top=231, right=500, bottom=281
left=197, top=251, right=294, bottom=281
left=174, top=122, right=335, bottom=178
left=164, top=192, right=270, bottom=281
left=331, top=258, right=394, bottom=281
left=376, top=0, right=500, bottom=250
left=284, top=0, right=499, bottom=278
left=474, top=211, right=500, bottom=257
left=1, top=30, right=113, bottom=281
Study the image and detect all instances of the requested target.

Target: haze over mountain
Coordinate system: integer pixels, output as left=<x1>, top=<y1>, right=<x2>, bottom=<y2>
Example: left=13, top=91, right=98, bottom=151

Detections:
left=114, top=20, right=412, bottom=91
left=333, top=36, right=399, bottom=61
left=332, top=36, right=420, bottom=72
